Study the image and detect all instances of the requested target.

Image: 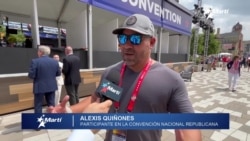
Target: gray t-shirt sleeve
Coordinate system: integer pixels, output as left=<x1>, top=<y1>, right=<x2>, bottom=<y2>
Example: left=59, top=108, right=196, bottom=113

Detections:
left=167, top=73, right=194, bottom=113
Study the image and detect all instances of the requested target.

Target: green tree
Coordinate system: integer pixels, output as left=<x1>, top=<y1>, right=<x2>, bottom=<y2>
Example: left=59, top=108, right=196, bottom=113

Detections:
left=198, top=34, right=204, bottom=55
left=190, top=28, right=220, bottom=57
left=190, top=28, right=205, bottom=61
left=200, top=30, right=220, bottom=55
left=0, top=25, right=6, bottom=38
left=190, top=28, right=196, bottom=56
left=207, top=31, right=220, bottom=55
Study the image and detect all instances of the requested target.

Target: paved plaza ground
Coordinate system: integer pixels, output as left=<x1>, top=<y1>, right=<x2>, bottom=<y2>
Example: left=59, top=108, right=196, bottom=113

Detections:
left=0, top=68, right=250, bottom=141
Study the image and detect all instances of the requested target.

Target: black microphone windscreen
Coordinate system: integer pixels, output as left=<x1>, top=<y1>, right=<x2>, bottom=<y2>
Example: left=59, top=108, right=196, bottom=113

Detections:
left=97, top=69, right=122, bottom=102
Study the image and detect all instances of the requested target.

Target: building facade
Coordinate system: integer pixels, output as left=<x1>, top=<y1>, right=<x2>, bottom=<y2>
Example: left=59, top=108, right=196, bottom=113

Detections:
left=217, top=22, right=244, bottom=55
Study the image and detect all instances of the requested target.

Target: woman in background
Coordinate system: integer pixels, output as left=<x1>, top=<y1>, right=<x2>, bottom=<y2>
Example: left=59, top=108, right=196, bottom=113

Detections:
left=227, top=55, right=241, bottom=92
left=53, top=54, right=64, bottom=104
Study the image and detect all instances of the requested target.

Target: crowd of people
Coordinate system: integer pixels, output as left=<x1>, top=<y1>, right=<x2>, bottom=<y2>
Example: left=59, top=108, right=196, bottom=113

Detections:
left=200, top=54, right=249, bottom=93
left=28, top=45, right=82, bottom=114
left=200, top=54, right=250, bottom=72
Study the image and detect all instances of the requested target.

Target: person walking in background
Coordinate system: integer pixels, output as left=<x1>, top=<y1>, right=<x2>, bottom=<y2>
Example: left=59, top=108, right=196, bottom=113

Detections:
left=50, top=14, right=201, bottom=141
left=240, top=56, right=246, bottom=69
left=222, top=55, right=228, bottom=71
left=227, top=55, right=242, bottom=92
left=25, top=38, right=32, bottom=48
left=62, top=46, right=81, bottom=105
left=53, top=54, right=64, bottom=105
left=212, top=57, right=218, bottom=70
left=200, top=55, right=205, bottom=71
left=28, top=46, right=60, bottom=113
left=206, top=55, right=213, bottom=72
left=247, top=57, right=250, bottom=72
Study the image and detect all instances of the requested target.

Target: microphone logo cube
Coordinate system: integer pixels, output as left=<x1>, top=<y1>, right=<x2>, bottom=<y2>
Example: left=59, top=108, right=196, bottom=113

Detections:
left=97, top=79, right=123, bottom=102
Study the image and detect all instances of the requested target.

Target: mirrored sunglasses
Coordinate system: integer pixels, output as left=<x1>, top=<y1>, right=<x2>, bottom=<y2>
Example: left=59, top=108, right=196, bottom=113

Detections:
left=118, top=34, right=145, bottom=45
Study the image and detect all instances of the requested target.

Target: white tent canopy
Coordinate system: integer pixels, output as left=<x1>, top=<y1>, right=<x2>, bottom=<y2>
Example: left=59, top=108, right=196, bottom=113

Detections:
left=218, top=52, right=232, bottom=57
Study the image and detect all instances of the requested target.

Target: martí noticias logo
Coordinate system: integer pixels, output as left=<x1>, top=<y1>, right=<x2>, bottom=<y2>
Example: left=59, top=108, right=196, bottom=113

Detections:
left=37, top=114, right=63, bottom=128
left=100, top=82, right=121, bottom=95
left=100, top=82, right=110, bottom=93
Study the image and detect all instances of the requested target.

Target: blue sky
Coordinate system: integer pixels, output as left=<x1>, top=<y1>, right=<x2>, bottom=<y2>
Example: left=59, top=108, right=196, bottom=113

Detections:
left=179, top=0, right=250, bottom=40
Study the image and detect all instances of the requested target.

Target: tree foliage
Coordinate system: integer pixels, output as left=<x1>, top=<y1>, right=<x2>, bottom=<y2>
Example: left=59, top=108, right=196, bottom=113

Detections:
left=15, top=30, right=26, bottom=43
left=7, top=34, right=17, bottom=43
left=190, top=28, right=220, bottom=57
left=207, top=31, right=221, bottom=54
left=0, top=25, right=6, bottom=38
left=0, top=25, right=6, bottom=33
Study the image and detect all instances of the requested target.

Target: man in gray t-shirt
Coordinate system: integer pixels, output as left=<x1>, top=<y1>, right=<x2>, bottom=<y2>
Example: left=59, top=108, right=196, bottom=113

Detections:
left=50, top=13, right=201, bottom=141
left=94, top=14, right=201, bottom=141
left=100, top=61, right=195, bottom=141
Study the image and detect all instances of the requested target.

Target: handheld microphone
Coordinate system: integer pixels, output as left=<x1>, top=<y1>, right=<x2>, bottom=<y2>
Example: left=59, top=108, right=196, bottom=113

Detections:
left=96, top=70, right=123, bottom=102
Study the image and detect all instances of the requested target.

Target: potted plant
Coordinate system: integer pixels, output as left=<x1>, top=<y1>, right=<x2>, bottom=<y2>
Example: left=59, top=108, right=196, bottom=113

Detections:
left=7, top=34, right=17, bottom=47
left=15, top=31, right=26, bottom=46
left=7, top=30, right=26, bottom=47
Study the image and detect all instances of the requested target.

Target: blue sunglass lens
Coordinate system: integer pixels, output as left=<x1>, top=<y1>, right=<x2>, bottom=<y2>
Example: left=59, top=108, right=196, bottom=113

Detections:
left=118, top=35, right=127, bottom=45
left=118, top=34, right=142, bottom=45
left=130, top=35, right=141, bottom=45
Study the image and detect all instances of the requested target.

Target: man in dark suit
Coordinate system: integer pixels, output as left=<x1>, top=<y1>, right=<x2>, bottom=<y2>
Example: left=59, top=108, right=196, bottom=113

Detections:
left=63, top=46, right=81, bottom=105
left=28, top=45, right=61, bottom=113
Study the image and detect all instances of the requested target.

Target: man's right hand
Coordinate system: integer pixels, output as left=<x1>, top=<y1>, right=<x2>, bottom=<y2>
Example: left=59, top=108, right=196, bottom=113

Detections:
left=83, top=99, right=113, bottom=134
left=47, top=95, right=70, bottom=113
left=47, top=95, right=112, bottom=114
